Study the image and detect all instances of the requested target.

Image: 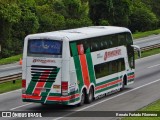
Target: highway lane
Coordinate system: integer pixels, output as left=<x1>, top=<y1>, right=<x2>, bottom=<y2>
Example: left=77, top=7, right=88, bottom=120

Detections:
left=0, top=54, right=159, bottom=120
left=0, top=34, right=160, bottom=78
left=133, top=34, right=160, bottom=48
left=0, top=63, right=21, bottom=77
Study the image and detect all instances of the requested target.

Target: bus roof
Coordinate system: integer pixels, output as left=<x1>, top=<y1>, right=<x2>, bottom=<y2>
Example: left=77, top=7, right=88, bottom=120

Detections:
left=26, top=26, right=131, bottom=41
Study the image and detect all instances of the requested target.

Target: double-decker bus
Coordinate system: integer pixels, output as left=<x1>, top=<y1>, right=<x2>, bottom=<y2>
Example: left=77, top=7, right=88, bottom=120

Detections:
left=22, top=26, right=141, bottom=105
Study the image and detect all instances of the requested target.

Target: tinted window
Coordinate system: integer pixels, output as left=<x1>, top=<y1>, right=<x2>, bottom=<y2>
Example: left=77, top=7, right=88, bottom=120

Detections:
left=28, top=39, right=62, bottom=57
left=94, top=58, right=125, bottom=79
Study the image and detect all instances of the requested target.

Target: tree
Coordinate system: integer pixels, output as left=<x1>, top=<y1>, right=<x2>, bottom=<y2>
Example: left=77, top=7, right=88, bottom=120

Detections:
left=0, top=2, right=21, bottom=57
left=89, top=0, right=131, bottom=26
left=141, top=0, right=160, bottom=27
left=129, top=0, right=158, bottom=32
left=36, top=4, right=65, bottom=32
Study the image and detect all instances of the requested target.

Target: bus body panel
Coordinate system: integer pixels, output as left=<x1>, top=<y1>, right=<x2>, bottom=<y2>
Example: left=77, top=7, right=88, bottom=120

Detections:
left=22, top=26, right=135, bottom=105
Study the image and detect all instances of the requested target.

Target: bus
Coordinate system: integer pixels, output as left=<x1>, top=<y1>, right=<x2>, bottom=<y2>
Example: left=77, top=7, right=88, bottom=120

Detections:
left=22, top=26, right=141, bottom=106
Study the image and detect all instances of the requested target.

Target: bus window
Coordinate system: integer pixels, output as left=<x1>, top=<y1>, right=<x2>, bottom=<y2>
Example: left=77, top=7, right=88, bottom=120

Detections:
left=112, top=61, right=118, bottom=74
left=112, top=35, right=118, bottom=47
left=27, top=39, right=62, bottom=57
left=126, top=33, right=133, bottom=45
left=118, top=58, right=125, bottom=72
left=83, top=39, right=90, bottom=53
left=121, top=58, right=125, bottom=71
left=118, top=33, right=126, bottom=46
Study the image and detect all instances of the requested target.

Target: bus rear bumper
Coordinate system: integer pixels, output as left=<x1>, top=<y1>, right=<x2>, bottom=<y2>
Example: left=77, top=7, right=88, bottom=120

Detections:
left=22, top=94, right=80, bottom=105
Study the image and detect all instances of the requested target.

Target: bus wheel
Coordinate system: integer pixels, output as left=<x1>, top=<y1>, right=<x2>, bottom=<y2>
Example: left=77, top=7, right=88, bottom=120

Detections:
left=78, top=90, right=85, bottom=106
left=120, top=76, right=127, bottom=91
left=86, top=87, right=94, bottom=104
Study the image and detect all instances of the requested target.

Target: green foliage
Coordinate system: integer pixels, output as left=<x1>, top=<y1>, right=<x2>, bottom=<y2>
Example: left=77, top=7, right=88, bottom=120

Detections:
left=65, top=17, right=92, bottom=29
left=0, top=0, right=160, bottom=59
left=89, top=0, right=131, bottom=26
left=129, top=1, right=158, bottom=32
left=99, top=19, right=109, bottom=26
left=133, top=29, right=160, bottom=39
left=0, top=54, right=22, bottom=65
left=36, top=4, right=65, bottom=32
left=0, top=80, right=21, bottom=94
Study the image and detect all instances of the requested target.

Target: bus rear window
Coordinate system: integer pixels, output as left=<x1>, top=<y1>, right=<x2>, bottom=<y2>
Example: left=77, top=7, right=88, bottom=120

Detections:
left=27, top=39, right=62, bottom=57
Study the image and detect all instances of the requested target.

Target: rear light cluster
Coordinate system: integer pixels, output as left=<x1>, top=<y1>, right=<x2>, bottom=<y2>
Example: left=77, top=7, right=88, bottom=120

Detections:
left=61, top=82, right=68, bottom=96
left=22, top=79, right=26, bottom=94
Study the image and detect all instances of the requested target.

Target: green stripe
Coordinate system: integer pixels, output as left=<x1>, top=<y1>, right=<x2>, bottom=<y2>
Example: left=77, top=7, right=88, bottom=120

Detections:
left=127, top=72, right=134, bottom=76
left=70, top=43, right=84, bottom=91
left=26, top=73, right=41, bottom=94
left=95, top=84, right=119, bottom=94
left=49, top=93, right=61, bottom=96
left=70, top=97, right=80, bottom=103
left=40, top=68, right=60, bottom=102
left=96, top=77, right=119, bottom=87
left=86, top=51, right=96, bottom=85
left=69, top=89, right=79, bottom=95
left=45, top=101, right=69, bottom=105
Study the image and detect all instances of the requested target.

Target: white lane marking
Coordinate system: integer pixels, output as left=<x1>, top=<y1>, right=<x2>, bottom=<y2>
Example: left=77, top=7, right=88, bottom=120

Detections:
left=0, top=89, right=21, bottom=96
left=148, top=64, right=160, bottom=68
left=10, top=103, right=33, bottom=111
left=53, top=78, right=160, bottom=120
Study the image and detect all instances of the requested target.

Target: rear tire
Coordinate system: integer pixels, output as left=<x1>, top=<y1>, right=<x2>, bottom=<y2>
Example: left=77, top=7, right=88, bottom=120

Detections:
left=86, top=87, right=94, bottom=104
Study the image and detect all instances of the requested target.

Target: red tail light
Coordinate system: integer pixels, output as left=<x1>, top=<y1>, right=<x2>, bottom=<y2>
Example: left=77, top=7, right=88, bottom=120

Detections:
left=22, top=79, right=26, bottom=88
left=61, top=82, right=68, bottom=96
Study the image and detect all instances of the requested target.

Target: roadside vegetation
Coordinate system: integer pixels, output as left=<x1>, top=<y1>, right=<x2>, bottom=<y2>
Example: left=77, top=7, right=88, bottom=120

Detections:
left=122, top=99, right=160, bottom=120
left=133, top=29, right=160, bottom=39
left=0, top=54, right=22, bottom=65
left=0, top=80, right=21, bottom=94
left=135, top=48, right=160, bottom=59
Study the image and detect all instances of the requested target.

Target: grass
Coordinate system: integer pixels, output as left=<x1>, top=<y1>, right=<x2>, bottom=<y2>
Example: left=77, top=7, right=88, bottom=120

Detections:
left=0, top=54, right=22, bottom=65
left=135, top=48, right=160, bottom=59
left=0, top=80, right=21, bottom=94
left=122, top=99, right=160, bottom=120
left=133, top=29, right=160, bottom=39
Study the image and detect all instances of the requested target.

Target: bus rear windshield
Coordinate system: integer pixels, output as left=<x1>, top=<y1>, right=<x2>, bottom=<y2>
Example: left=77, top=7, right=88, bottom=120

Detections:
left=27, top=39, right=62, bottom=57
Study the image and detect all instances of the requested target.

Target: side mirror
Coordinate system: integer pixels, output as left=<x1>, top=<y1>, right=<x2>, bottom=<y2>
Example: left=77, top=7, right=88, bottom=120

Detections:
left=131, top=45, right=141, bottom=58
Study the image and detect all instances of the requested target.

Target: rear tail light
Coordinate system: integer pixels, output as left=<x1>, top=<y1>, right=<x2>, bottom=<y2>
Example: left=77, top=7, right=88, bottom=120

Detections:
left=61, top=81, right=68, bottom=96
left=22, top=79, right=26, bottom=88
left=22, top=79, right=26, bottom=94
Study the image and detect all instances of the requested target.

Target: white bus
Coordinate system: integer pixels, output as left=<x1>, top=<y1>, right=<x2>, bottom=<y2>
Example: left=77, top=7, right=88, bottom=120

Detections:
left=22, top=26, right=140, bottom=105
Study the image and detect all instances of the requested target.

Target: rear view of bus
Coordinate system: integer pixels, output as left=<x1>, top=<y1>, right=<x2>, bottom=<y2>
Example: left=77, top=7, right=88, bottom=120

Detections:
left=22, top=34, right=71, bottom=105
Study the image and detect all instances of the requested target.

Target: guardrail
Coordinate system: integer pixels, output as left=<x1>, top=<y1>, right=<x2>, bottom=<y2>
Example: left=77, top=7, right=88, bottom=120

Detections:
left=141, top=43, right=160, bottom=51
left=0, top=43, right=160, bottom=84
left=0, top=73, right=22, bottom=84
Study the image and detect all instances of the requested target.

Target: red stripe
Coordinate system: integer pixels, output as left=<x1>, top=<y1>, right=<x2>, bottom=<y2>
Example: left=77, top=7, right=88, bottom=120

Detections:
left=32, top=70, right=50, bottom=96
left=47, top=94, right=80, bottom=101
left=79, top=55, right=90, bottom=89
left=95, top=79, right=122, bottom=91
left=22, top=94, right=41, bottom=100
left=127, top=75, right=135, bottom=80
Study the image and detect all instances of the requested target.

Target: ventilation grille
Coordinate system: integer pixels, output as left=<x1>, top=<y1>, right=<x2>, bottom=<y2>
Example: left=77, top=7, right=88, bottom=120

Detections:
left=31, top=65, right=59, bottom=82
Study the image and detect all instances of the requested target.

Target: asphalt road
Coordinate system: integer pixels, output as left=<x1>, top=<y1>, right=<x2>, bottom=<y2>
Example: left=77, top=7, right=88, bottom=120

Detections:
left=0, top=63, right=21, bottom=77
left=133, top=34, right=160, bottom=48
left=0, top=54, right=160, bottom=120
left=0, top=34, right=160, bottom=78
